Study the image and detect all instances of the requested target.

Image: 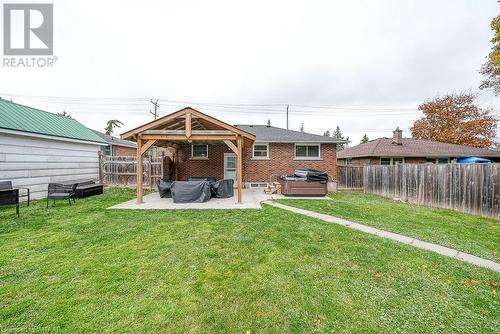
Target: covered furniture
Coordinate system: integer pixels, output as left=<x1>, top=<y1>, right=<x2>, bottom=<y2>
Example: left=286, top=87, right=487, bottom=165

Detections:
left=0, top=188, right=20, bottom=216
left=74, top=180, right=104, bottom=198
left=47, top=183, right=78, bottom=207
left=171, top=180, right=211, bottom=203
left=0, top=181, right=30, bottom=206
left=156, top=179, right=173, bottom=198
left=210, top=179, right=234, bottom=198
left=188, top=176, right=216, bottom=182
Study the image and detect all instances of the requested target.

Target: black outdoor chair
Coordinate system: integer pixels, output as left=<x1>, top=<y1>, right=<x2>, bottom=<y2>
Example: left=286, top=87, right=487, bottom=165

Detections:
left=0, top=181, right=30, bottom=206
left=0, top=188, right=20, bottom=216
left=47, top=183, right=78, bottom=208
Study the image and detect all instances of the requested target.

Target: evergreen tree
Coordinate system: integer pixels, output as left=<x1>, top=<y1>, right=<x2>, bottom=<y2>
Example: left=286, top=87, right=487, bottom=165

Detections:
left=266, top=119, right=271, bottom=126
left=105, top=119, right=124, bottom=135
left=360, top=134, right=369, bottom=144
left=300, top=122, right=304, bottom=132
left=332, top=126, right=350, bottom=150
left=323, top=130, right=331, bottom=137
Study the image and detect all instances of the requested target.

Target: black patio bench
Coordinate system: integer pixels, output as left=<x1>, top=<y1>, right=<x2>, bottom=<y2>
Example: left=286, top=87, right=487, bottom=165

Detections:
left=47, top=183, right=78, bottom=207
left=0, top=188, right=20, bottom=216
left=0, top=181, right=30, bottom=206
left=73, top=180, right=104, bottom=198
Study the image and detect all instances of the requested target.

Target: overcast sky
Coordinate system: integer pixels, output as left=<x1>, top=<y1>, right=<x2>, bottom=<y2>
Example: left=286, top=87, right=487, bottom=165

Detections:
left=0, top=0, right=498, bottom=144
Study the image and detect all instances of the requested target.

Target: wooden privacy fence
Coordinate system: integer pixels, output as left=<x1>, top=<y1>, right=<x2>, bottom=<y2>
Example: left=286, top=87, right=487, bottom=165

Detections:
left=338, top=164, right=500, bottom=219
left=99, top=155, right=164, bottom=188
left=337, top=165, right=364, bottom=190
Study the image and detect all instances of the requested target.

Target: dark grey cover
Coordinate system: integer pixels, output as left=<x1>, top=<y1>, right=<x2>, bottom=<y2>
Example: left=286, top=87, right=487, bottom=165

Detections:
left=189, top=176, right=216, bottom=182
left=294, top=168, right=328, bottom=183
left=156, top=179, right=173, bottom=198
left=210, top=179, right=234, bottom=198
left=171, top=181, right=211, bottom=203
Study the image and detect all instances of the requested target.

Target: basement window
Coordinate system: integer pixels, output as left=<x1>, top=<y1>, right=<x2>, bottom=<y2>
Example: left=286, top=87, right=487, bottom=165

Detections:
left=191, top=144, right=208, bottom=159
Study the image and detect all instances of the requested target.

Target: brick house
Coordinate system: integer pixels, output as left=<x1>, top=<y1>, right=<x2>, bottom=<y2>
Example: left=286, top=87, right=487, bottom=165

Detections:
left=91, top=129, right=137, bottom=156
left=121, top=107, right=343, bottom=203
left=338, top=128, right=500, bottom=165
left=176, top=125, right=340, bottom=189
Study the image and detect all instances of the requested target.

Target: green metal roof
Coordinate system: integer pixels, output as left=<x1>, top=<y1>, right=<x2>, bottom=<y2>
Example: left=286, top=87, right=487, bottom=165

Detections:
left=0, top=99, right=106, bottom=144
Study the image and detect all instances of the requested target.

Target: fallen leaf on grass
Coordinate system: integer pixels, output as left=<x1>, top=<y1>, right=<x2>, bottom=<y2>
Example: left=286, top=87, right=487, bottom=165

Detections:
left=245, top=331, right=251, bottom=334
left=488, top=279, right=499, bottom=289
left=255, top=311, right=263, bottom=318
left=372, top=273, right=384, bottom=279
left=463, top=279, right=479, bottom=286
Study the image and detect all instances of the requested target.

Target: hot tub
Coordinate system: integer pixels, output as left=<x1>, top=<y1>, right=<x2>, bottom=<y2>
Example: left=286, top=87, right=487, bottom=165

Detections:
left=278, top=169, right=328, bottom=196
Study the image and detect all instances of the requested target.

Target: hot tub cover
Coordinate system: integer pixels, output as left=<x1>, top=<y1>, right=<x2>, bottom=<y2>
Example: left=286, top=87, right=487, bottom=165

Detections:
left=171, top=180, right=212, bottom=203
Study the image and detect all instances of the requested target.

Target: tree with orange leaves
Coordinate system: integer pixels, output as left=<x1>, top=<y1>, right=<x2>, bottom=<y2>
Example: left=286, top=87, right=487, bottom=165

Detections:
left=410, top=92, right=498, bottom=148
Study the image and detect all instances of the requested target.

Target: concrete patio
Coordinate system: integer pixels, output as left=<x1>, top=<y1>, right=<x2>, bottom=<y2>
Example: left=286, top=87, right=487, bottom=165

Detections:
left=109, top=189, right=331, bottom=210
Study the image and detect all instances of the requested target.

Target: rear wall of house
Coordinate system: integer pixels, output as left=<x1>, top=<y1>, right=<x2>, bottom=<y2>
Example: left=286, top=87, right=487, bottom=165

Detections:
left=176, top=142, right=337, bottom=184
left=0, top=132, right=101, bottom=199
left=115, top=146, right=136, bottom=156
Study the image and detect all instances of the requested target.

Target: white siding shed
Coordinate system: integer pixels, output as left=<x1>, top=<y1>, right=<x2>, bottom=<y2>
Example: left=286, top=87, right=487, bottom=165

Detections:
left=0, top=99, right=107, bottom=199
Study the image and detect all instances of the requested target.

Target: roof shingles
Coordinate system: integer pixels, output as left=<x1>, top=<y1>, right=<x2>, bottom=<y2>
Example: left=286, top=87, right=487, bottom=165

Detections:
left=235, top=125, right=344, bottom=143
left=337, top=138, right=500, bottom=158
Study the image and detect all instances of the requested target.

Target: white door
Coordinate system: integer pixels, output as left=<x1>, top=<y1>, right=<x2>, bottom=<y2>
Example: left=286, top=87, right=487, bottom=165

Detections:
left=224, top=153, right=237, bottom=185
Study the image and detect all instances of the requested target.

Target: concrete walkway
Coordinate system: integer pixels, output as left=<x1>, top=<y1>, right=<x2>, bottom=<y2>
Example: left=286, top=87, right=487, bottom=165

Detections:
left=265, top=201, right=500, bottom=273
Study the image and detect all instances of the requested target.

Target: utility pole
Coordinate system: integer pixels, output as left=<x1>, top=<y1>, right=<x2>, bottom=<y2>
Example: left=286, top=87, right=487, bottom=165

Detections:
left=150, top=99, right=160, bottom=119
left=286, top=104, right=289, bottom=130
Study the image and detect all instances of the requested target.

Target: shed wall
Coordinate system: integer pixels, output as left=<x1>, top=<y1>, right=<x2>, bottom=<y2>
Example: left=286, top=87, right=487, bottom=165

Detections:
left=0, top=132, right=100, bottom=199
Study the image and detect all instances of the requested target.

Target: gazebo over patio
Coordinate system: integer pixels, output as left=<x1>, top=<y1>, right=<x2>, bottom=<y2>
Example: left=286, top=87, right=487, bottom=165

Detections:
left=121, top=107, right=256, bottom=204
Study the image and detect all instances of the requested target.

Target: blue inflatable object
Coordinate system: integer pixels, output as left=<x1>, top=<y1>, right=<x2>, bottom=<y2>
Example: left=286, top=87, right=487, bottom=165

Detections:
left=456, top=157, right=491, bottom=164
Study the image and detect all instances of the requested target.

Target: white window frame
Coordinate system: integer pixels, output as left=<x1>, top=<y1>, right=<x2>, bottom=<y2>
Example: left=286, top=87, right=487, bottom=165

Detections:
left=294, top=143, right=321, bottom=160
left=191, top=143, right=209, bottom=159
left=380, top=157, right=405, bottom=165
left=252, top=143, right=269, bottom=159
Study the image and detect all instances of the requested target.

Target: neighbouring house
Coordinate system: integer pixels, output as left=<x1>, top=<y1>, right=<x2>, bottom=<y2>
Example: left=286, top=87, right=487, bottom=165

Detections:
left=0, top=99, right=107, bottom=199
left=338, top=128, right=500, bottom=165
left=91, top=129, right=137, bottom=156
left=121, top=107, right=343, bottom=203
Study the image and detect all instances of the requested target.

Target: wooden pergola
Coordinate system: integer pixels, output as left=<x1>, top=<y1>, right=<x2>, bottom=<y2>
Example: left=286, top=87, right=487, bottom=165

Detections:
left=121, top=107, right=256, bottom=204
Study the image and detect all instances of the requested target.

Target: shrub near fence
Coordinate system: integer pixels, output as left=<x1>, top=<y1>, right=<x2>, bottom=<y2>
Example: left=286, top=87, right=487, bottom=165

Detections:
left=361, top=164, right=500, bottom=220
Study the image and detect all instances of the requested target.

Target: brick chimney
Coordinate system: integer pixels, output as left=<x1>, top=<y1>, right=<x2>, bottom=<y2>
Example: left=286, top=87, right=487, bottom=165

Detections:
left=392, top=127, right=403, bottom=145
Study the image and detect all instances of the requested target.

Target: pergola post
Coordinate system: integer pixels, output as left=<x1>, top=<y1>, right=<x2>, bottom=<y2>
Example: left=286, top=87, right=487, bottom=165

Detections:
left=237, top=135, right=243, bottom=204
left=136, top=135, right=143, bottom=203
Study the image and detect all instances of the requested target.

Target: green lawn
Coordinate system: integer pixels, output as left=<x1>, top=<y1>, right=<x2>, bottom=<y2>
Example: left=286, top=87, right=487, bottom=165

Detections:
left=276, top=192, right=500, bottom=263
left=0, top=189, right=499, bottom=333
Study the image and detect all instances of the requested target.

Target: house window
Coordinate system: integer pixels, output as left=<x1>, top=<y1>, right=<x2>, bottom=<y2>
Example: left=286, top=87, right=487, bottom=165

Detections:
left=380, top=158, right=391, bottom=165
left=426, top=158, right=450, bottom=164
left=393, top=157, right=404, bottom=165
left=101, top=145, right=111, bottom=156
left=295, top=144, right=320, bottom=159
left=380, top=157, right=404, bottom=165
left=346, top=158, right=353, bottom=166
left=252, top=143, right=269, bottom=159
left=191, top=144, right=208, bottom=158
